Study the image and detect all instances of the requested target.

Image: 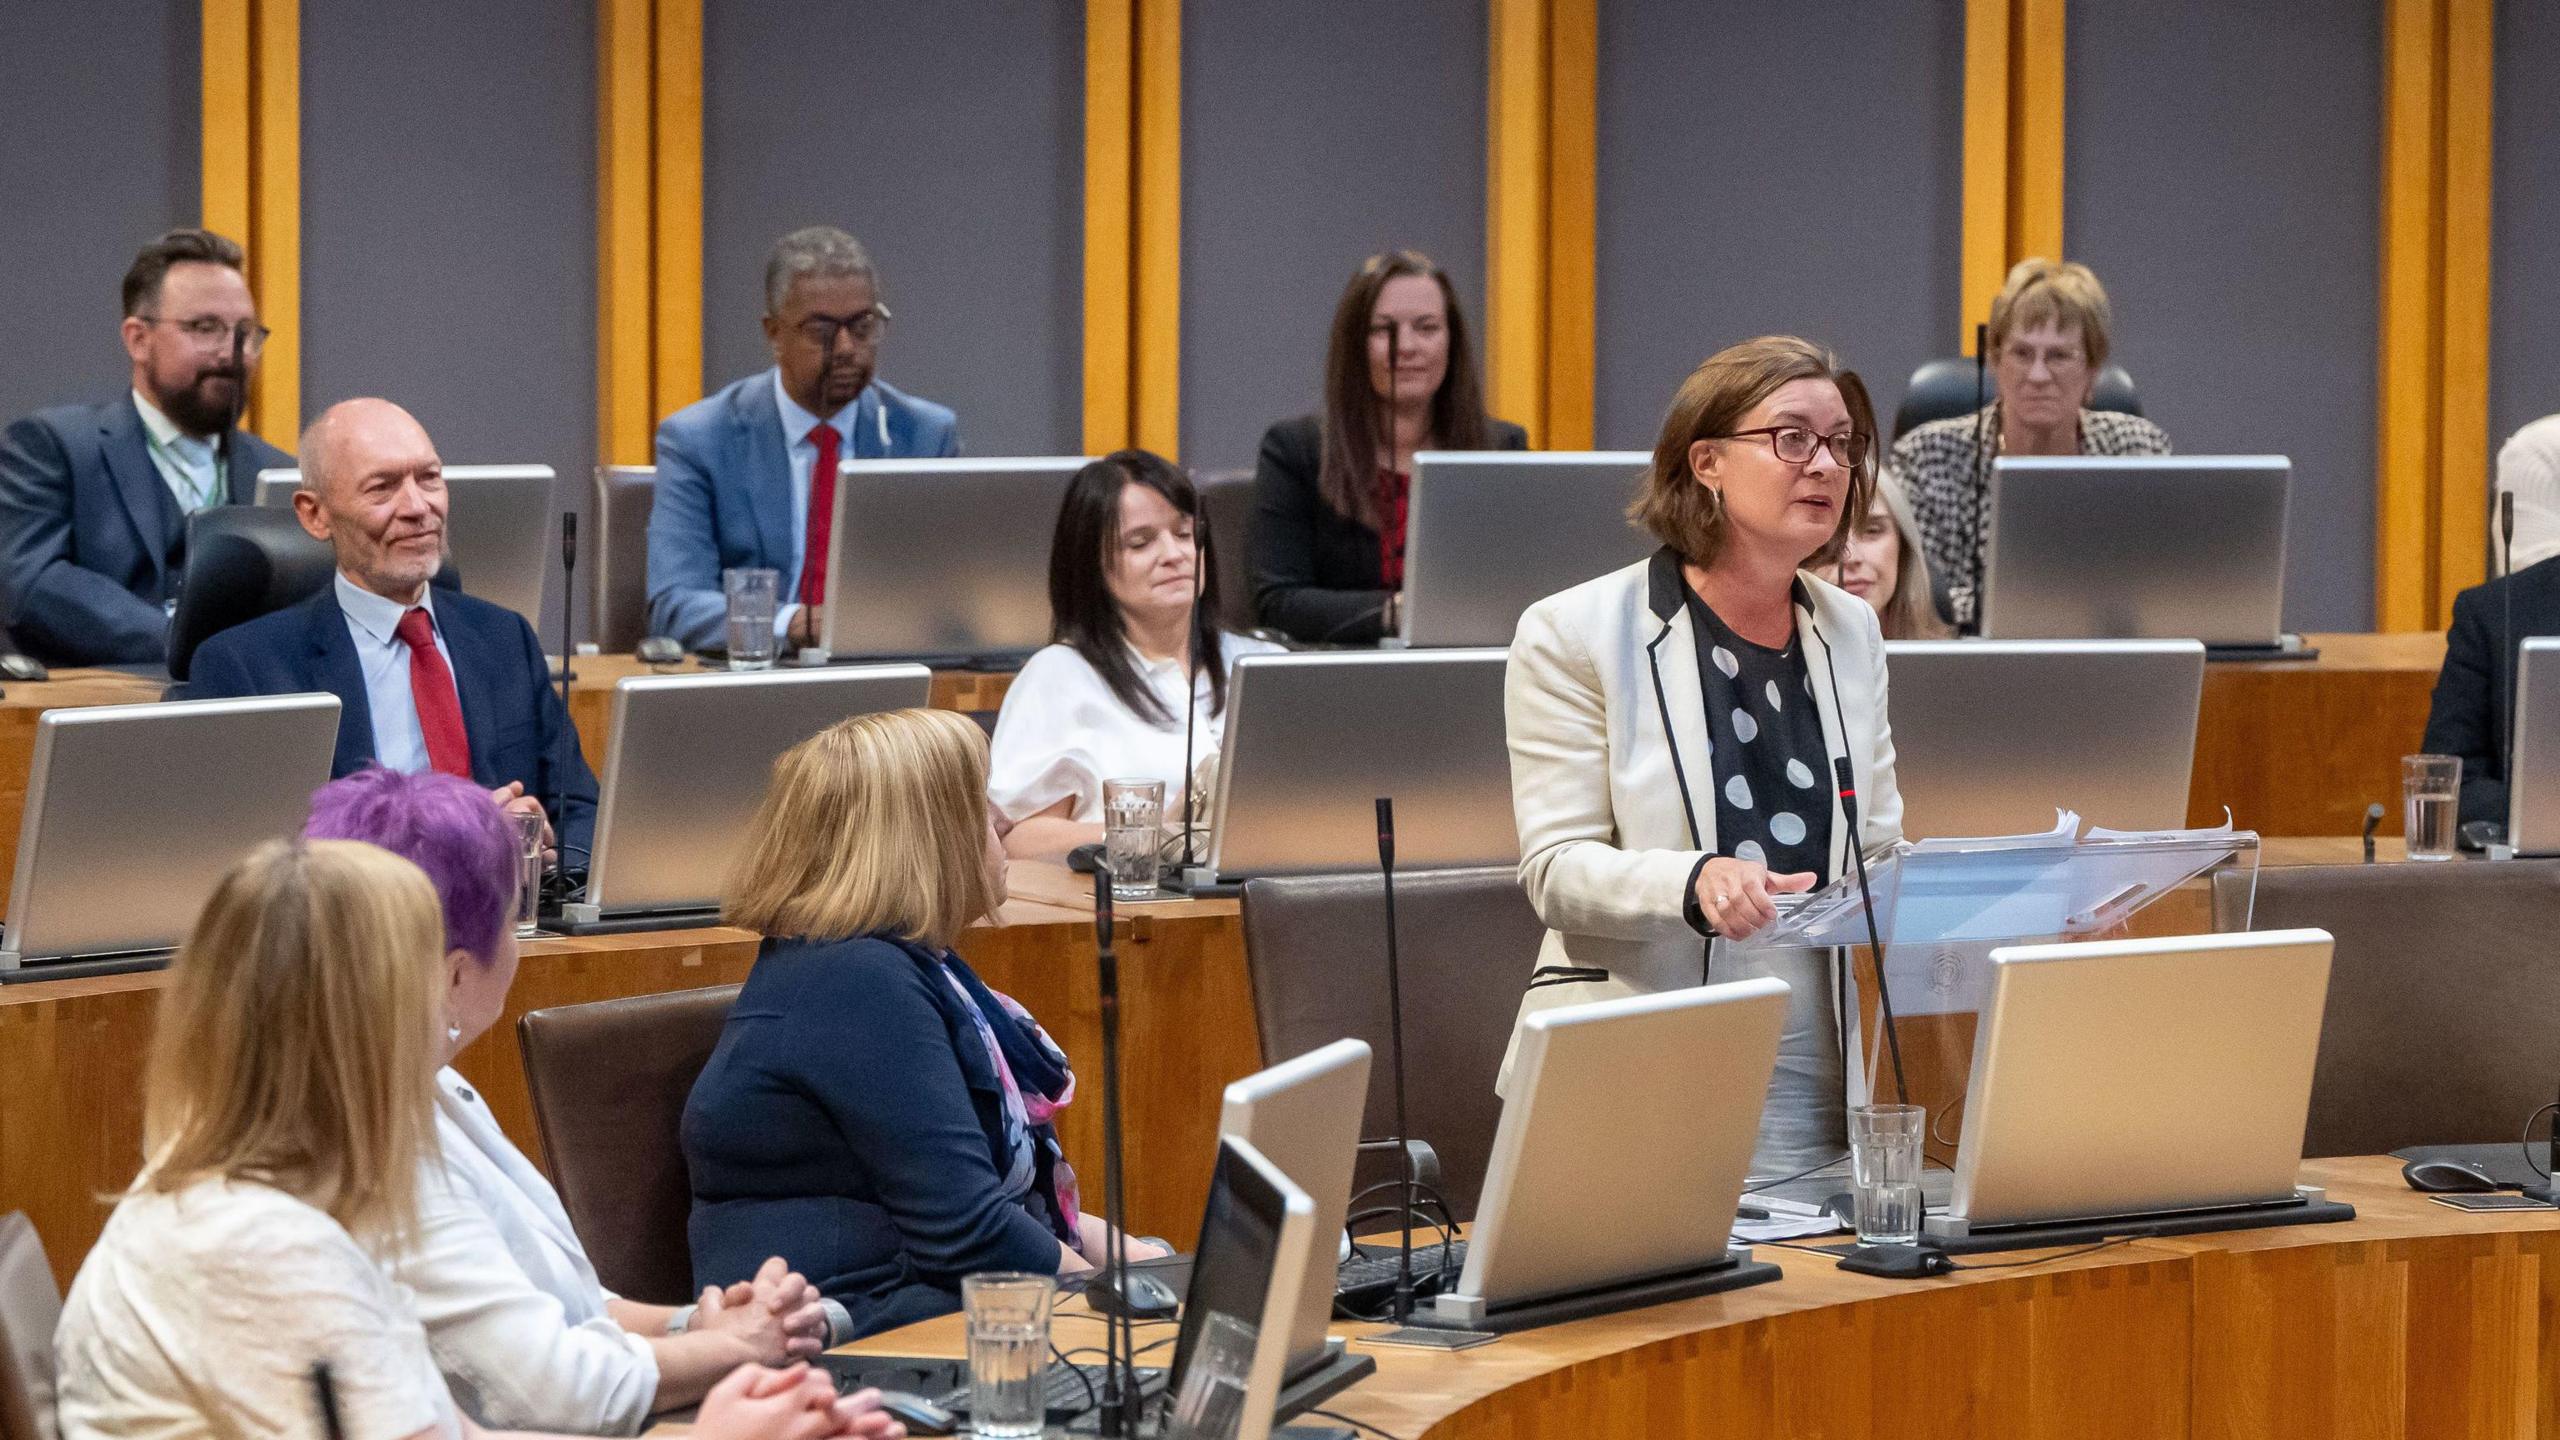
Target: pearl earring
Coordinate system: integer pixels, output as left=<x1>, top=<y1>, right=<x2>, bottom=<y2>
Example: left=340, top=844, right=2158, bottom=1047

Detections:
left=447, top=1024, right=463, bottom=1043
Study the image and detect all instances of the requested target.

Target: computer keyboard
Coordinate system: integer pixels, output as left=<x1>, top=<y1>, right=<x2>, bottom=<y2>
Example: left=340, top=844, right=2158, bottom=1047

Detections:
left=818, top=1354, right=1166, bottom=1425
left=1336, top=1239, right=1467, bottom=1311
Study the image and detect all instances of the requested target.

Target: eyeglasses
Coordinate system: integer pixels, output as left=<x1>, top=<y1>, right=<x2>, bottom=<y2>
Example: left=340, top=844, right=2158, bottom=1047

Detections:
left=139, top=315, right=270, bottom=354
left=1714, top=426, right=1869, bottom=470
left=794, top=306, right=894, bottom=350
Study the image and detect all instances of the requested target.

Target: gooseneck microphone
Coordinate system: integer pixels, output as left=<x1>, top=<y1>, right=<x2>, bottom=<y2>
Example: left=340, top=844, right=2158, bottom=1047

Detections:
left=1833, top=755, right=1910, bottom=1104
left=1375, top=796, right=1420, bottom=1325
left=2503, top=488, right=2519, bottom=796
left=551, top=512, right=579, bottom=883
left=2361, top=802, right=2385, bottom=864
left=217, top=324, right=247, bottom=504
left=1175, top=509, right=1204, bottom=879
left=1966, top=321, right=1992, bottom=633
left=1088, top=867, right=1143, bottom=1438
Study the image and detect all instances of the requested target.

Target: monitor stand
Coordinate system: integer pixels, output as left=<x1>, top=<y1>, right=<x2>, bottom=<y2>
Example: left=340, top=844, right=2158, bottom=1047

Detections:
left=552, top=902, right=723, bottom=937
left=1405, top=1248, right=1780, bottom=1334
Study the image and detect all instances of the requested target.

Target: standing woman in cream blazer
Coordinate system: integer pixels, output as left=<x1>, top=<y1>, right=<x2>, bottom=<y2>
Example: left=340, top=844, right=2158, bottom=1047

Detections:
left=1504, top=335, right=1903, bottom=1175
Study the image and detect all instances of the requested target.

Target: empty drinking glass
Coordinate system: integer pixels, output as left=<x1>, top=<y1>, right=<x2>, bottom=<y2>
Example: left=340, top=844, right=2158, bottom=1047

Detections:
left=1103, top=778, right=1166, bottom=901
left=1849, top=1103, right=1925, bottom=1246
left=2402, top=753, right=2461, bottom=861
left=961, top=1272, right=1055, bottom=1439
left=723, top=567, right=779, bottom=671
left=512, top=810, right=544, bottom=939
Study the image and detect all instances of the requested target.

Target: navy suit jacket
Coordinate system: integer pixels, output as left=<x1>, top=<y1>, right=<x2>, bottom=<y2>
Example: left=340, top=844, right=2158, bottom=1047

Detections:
left=682, top=934, right=1070, bottom=1340
left=0, top=395, right=290, bottom=664
left=2422, top=554, right=2560, bottom=828
left=646, top=369, right=960, bottom=650
left=183, top=583, right=599, bottom=860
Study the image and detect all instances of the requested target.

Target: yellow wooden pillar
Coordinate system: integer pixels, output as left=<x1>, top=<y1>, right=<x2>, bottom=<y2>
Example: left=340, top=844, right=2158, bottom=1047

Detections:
left=1485, top=0, right=1595, bottom=449
left=1959, top=0, right=2066, bottom=353
left=1084, top=0, right=1182, bottom=458
left=2376, top=0, right=2495, bottom=631
left=200, top=0, right=299, bottom=447
left=597, top=0, right=703, bottom=467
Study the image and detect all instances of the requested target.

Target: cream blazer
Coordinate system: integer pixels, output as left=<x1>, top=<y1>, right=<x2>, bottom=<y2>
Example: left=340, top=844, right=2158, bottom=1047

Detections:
left=1502, top=551, right=1904, bottom=1080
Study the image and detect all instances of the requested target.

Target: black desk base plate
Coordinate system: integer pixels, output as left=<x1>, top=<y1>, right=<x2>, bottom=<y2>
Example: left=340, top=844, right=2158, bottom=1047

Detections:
left=1921, top=1196, right=2355, bottom=1255
left=1405, top=1254, right=1781, bottom=1334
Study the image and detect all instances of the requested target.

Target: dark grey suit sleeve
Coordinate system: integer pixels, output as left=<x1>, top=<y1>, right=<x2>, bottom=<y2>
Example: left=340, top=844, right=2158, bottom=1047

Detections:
left=1249, top=420, right=1386, bottom=644
left=2421, top=586, right=2508, bottom=827
left=0, top=416, right=171, bottom=663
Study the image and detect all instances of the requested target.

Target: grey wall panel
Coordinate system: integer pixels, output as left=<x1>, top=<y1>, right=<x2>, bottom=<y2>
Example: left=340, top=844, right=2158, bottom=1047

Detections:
left=301, top=0, right=596, bottom=638
left=1594, top=0, right=1962, bottom=450
left=2493, top=2, right=2560, bottom=465
left=0, top=1, right=199, bottom=425
left=1180, top=0, right=1487, bottom=474
left=2065, top=1, right=2380, bottom=632
left=701, top=4, right=1082, bottom=458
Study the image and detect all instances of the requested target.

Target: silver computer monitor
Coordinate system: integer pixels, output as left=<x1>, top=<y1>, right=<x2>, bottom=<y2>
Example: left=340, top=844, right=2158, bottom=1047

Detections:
left=1429, top=976, right=1786, bottom=1329
left=1885, top=639, right=2206, bottom=837
left=1203, top=650, right=1513, bottom=881
left=261, top=464, right=558, bottom=625
left=817, top=457, right=1088, bottom=660
left=2508, top=638, right=2560, bottom=856
left=1400, top=451, right=1652, bottom=649
left=1933, top=928, right=2333, bottom=1237
left=1980, top=455, right=2290, bottom=646
left=574, top=664, right=933, bottom=921
left=0, top=693, right=341, bottom=974
left=1167, top=1137, right=1319, bottom=1440
left=1217, top=1039, right=1371, bottom=1384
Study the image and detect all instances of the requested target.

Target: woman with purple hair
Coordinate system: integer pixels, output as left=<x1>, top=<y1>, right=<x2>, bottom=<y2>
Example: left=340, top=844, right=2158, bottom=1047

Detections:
left=305, top=768, right=892, bottom=1437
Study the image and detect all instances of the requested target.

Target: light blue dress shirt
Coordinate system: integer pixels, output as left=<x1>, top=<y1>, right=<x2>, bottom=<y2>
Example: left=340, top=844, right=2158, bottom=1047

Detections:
left=335, top=572, right=459, bottom=775
left=770, top=369, right=870, bottom=637
left=132, top=390, right=226, bottom=514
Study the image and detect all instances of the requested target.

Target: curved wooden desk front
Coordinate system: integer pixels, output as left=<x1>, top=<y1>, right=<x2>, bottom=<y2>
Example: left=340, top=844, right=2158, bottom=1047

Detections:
left=839, top=1157, right=2560, bottom=1439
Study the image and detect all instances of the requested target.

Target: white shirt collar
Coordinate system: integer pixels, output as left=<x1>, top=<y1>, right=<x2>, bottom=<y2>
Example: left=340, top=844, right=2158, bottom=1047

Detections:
left=335, top=570, right=436, bottom=647
left=771, top=368, right=859, bottom=449
left=131, top=389, right=207, bottom=455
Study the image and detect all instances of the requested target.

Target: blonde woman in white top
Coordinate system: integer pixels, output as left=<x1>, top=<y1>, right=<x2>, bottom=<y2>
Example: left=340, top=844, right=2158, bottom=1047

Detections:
left=53, top=837, right=902, bottom=1440
left=991, top=450, right=1282, bottom=860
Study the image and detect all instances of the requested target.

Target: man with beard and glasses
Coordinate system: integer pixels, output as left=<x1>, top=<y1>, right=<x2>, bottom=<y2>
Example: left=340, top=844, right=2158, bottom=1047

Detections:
left=187, top=398, right=598, bottom=868
left=0, top=229, right=290, bottom=664
left=646, top=226, right=960, bottom=654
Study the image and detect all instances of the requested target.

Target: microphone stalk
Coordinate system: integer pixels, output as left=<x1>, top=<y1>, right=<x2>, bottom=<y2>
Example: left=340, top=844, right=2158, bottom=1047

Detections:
left=2503, top=489, right=2519, bottom=812
left=1834, top=757, right=1910, bottom=1105
left=1089, top=868, right=1141, bottom=1437
left=217, top=324, right=248, bottom=507
left=1966, top=320, right=1991, bottom=635
left=1374, top=797, right=1419, bottom=1325
left=1176, top=512, right=1203, bottom=878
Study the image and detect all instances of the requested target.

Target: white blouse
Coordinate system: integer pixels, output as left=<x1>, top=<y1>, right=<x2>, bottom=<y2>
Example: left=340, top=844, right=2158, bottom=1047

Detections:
left=56, top=1178, right=458, bottom=1440
left=394, top=1068, right=658, bottom=1435
left=988, top=633, right=1284, bottom=825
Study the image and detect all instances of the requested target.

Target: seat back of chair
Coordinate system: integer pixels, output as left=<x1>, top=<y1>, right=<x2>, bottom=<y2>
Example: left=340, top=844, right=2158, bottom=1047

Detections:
left=593, top=466, right=657, bottom=652
left=1892, top=356, right=2145, bottom=440
left=0, top=1214, right=59, bottom=1440
left=1195, top=467, right=1259, bottom=635
left=1240, top=867, right=1541, bottom=1219
left=2215, top=861, right=2560, bottom=1156
left=517, top=984, right=739, bottom=1303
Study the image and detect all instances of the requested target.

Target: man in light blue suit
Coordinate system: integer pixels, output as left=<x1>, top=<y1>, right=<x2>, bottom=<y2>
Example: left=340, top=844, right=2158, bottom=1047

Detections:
left=647, top=226, right=959, bottom=652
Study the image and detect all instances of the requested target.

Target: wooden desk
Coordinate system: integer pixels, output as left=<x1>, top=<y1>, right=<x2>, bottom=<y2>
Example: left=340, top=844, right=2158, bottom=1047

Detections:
left=840, top=1156, right=2560, bottom=1438
left=0, top=868, right=1258, bottom=1294
left=562, top=654, right=1015, bottom=767
left=2194, top=630, right=2445, bottom=835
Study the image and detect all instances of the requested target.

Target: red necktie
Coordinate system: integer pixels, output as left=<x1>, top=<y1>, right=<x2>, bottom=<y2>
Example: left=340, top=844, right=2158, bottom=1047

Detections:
left=394, top=608, right=473, bottom=779
left=800, top=422, right=840, bottom=609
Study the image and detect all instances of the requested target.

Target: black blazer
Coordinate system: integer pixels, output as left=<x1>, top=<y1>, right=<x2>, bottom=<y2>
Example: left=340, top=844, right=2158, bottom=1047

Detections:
left=2420, top=554, right=2560, bottom=828
left=682, top=935, right=1073, bottom=1339
left=182, top=583, right=600, bottom=859
left=1247, top=413, right=1529, bottom=644
left=0, top=396, right=289, bottom=664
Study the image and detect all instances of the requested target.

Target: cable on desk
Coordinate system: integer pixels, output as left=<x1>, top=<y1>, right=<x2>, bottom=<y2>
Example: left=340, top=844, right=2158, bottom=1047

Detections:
left=1305, top=1408, right=1407, bottom=1440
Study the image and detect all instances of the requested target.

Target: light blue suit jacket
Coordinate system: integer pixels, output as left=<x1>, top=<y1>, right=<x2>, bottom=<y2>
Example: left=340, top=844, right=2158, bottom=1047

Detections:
left=646, top=369, right=960, bottom=650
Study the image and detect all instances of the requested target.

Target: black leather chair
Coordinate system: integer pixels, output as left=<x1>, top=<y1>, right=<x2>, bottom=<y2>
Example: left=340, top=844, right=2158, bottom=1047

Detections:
left=0, top=1213, right=56, bottom=1440
left=1239, top=868, right=1542, bottom=1221
left=1195, top=467, right=1258, bottom=635
left=591, top=465, right=656, bottom=652
left=165, top=505, right=462, bottom=682
left=518, top=984, right=740, bottom=1304
left=1891, top=356, right=2144, bottom=440
left=2214, top=861, right=2560, bottom=1157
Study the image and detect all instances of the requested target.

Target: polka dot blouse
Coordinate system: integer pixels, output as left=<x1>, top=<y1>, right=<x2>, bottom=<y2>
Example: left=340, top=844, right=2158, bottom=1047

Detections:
left=1681, top=588, right=1834, bottom=883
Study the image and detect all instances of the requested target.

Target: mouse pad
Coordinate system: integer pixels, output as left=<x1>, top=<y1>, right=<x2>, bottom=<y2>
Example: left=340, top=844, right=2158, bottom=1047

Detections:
left=2391, top=1142, right=2548, bottom=1190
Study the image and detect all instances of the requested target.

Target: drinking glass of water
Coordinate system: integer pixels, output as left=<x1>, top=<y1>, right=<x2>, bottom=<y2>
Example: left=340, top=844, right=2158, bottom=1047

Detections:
left=961, top=1272, right=1055, bottom=1440
left=722, top=567, right=779, bottom=671
left=2402, top=753, right=2462, bottom=861
left=1103, top=778, right=1166, bottom=901
left=1849, top=1103, right=1925, bottom=1246
left=512, top=810, right=545, bottom=939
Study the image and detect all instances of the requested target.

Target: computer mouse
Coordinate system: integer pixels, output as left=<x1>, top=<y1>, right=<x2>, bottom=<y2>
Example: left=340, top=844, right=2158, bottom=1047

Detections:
left=2401, top=1158, right=2502, bottom=1193
left=1085, top=1265, right=1181, bottom=1321
left=635, top=635, right=685, bottom=666
left=867, top=1391, right=956, bottom=1436
left=0, top=652, right=47, bottom=683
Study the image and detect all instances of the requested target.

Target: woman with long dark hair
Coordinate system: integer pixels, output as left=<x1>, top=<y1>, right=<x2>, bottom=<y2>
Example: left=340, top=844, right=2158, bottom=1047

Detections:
left=1249, top=250, right=1527, bottom=644
left=988, top=449, right=1283, bottom=860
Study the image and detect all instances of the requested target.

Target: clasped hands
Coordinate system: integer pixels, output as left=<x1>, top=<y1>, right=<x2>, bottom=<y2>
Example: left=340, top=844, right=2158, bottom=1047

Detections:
left=691, top=1257, right=907, bottom=1440
left=1693, top=855, right=1817, bottom=941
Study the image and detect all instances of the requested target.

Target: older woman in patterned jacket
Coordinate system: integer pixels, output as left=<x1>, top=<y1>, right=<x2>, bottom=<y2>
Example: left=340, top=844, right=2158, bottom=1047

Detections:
left=1888, top=258, right=2171, bottom=631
